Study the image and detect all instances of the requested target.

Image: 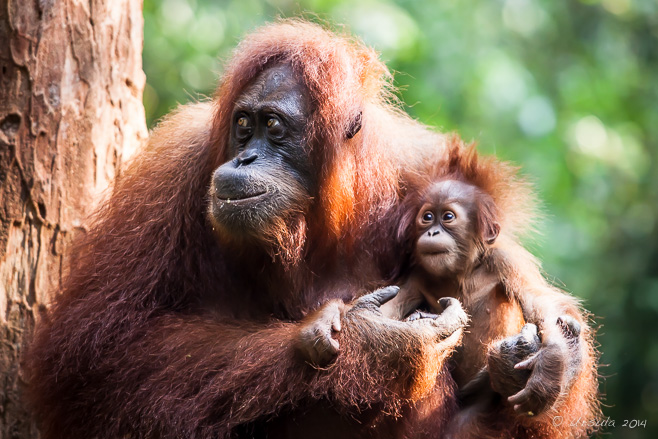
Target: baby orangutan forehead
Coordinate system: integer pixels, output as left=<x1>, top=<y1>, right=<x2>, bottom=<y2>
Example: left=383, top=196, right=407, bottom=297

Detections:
left=423, top=180, right=478, bottom=204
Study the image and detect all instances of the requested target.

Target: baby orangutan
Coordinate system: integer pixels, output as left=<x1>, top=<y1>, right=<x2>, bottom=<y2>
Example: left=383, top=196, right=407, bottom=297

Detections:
left=379, top=179, right=586, bottom=422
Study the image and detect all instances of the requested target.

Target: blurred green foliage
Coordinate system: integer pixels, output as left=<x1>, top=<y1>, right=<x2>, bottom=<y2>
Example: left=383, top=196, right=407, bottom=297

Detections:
left=143, top=0, right=658, bottom=436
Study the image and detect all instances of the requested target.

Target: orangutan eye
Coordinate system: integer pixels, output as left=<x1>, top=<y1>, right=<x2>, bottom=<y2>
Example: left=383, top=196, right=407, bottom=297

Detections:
left=266, top=117, right=285, bottom=139
left=442, top=211, right=455, bottom=222
left=422, top=211, right=434, bottom=222
left=237, top=116, right=250, bottom=127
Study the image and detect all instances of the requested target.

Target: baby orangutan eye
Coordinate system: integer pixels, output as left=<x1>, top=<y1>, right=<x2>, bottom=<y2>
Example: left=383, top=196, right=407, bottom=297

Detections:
left=442, top=211, right=455, bottom=222
left=422, top=211, right=434, bottom=223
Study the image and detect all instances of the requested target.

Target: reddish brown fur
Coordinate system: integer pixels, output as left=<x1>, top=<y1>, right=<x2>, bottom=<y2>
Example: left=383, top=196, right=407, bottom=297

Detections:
left=454, top=280, right=526, bottom=387
left=389, top=139, right=601, bottom=438
left=24, top=20, right=461, bottom=439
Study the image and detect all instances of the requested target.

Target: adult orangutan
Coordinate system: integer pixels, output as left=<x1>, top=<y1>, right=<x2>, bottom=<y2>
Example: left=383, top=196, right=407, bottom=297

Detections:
left=24, top=20, right=464, bottom=439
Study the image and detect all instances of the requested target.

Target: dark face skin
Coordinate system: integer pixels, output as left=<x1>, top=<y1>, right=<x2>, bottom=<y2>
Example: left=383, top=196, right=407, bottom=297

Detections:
left=413, top=180, right=481, bottom=277
left=209, top=64, right=314, bottom=237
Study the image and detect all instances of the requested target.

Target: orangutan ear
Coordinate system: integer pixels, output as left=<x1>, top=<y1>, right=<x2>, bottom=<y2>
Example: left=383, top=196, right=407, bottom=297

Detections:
left=346, top=111, right=362, bottom=139
left=477, top=193, right=500, bottom=246
left=483, top=221, right=500, bottom=245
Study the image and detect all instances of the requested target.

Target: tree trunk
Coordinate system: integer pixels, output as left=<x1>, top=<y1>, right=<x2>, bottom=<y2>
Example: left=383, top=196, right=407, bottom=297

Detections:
left=0, top=0, right=146, bottom=436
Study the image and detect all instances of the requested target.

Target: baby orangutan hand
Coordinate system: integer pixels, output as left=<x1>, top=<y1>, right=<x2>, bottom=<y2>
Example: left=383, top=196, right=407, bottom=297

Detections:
left=507, top=340, right=566, bottom=416
left=488, top=323, right=541, bottom=400
left=489, top=316, right=582, bottom=417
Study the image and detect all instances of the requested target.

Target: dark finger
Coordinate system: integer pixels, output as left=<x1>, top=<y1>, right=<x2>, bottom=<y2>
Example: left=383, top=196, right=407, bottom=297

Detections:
left=514, top=353, right=538, bottom=370
left=438, top=297, right=459, bottom=310
left=513, top=403, right=536, bottom=417
left=557, top=315, right=581, bottom=339
left=508, top=388, right=531, bottom=406
left=418, top=311, right=439, bottom=319
left=406, top=311, right=421, bottom=322
left=433, top=300, right=468, bottom=325
left=428, top=317, right=466, bottom=338
left=354, top=286, right=400, bottom=309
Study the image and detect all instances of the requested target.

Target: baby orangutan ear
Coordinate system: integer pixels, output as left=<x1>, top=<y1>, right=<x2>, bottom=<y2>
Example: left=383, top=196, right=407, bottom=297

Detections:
left=484, top=221, right=500, bottom=245
left=346, top=111, right=362, bottom=139
left=476, top=192, right=500, bottom=246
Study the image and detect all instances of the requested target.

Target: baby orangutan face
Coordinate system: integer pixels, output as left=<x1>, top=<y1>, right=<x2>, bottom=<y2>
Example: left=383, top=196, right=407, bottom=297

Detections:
left=413, top=180, right=499, bottom=278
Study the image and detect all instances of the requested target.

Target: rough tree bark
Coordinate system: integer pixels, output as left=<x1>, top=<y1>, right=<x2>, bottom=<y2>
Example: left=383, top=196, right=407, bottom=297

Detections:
left=0, top=0, right=147, bottom=436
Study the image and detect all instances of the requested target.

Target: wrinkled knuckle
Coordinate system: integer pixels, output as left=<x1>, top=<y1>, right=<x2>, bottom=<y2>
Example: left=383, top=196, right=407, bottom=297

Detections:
left=350, top=301, right=369, bottom=312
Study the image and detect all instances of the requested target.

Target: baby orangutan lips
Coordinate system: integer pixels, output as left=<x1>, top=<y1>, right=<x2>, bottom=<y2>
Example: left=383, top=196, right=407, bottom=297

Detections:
left=417, top=240, right=450, bottom=256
